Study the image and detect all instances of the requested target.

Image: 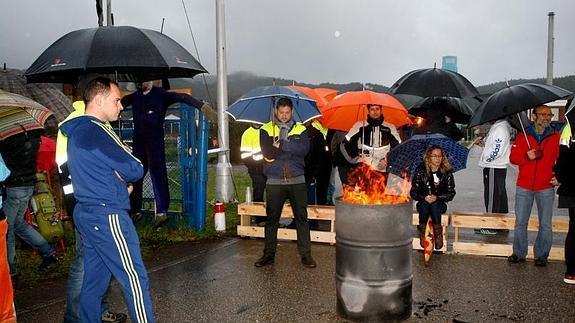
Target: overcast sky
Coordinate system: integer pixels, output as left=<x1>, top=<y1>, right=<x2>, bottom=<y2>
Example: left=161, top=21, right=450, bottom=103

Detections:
left=2, top=0, right=574, bottom=87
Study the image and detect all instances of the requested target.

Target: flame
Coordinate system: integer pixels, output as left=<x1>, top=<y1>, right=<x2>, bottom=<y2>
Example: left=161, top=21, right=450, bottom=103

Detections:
left=341, top=163, right=411, bottom=204
left=415, top=116, right=424, bottom=127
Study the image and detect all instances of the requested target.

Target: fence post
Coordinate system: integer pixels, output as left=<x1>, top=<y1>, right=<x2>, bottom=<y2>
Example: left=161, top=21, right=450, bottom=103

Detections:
left=179, top=104, right=197, bottom=227
left=195, top=114, right=209, bottom=230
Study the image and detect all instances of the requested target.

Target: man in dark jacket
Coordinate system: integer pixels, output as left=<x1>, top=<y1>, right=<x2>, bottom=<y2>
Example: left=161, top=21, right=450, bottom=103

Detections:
left=304, top=121, right=331, bottom=205
left=121, top=81, right=214, bottom=227
left=0, top=129, right=58, bottom=285
left=254, top=97, right=316, bottom=268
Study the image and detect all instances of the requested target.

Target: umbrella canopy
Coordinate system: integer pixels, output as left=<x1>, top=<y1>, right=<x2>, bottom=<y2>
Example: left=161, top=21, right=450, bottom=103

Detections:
left=226, top=86, right=321, bottom=124
left=409, top=96, right=482, bottom=124
left=315, top=87, right=338, bottom=102
left=0, top=89, right=53, bottom=140
left=390, top=67, right=479, bottom=98
left=288, top=85, right=328, bottom=110
left=25, top=26, right=207, bottom=83
left=387, top=133, right=469, bottom=177
left=468, top=83, right=573, bottom=127
left=0, top=68, right=72, bottom=123
left=320, top=90, right=410, bottom=131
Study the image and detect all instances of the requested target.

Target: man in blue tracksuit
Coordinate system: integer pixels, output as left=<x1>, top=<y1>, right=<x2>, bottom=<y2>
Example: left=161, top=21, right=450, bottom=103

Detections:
left=60, top=77, right=153, bottom=323
left=121, top=81, right=213, bottom=227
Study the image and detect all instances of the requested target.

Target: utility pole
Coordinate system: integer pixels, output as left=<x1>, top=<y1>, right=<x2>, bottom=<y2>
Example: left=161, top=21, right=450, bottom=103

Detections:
left=106, top=0, right=113, bottom=26
left=546, top=12, right=554, bottom=85
left=215, top=0, right=235, bottom=202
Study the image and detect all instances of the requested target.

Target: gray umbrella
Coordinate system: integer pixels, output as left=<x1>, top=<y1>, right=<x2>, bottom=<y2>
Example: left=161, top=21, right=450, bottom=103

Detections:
left=0, top=67, right=73, bottom=126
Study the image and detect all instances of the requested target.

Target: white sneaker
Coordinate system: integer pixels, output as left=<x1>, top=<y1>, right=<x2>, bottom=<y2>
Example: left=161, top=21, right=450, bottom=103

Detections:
left=564, top=274, right=575, bottom=284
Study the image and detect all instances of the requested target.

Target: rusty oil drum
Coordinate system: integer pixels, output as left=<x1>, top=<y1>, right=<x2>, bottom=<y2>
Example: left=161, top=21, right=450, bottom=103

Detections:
left=335, top=198, right=413, bottom=322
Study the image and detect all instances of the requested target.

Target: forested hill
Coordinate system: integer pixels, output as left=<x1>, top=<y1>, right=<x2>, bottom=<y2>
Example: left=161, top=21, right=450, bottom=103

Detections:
left=171, top=71, right=575, bottom=103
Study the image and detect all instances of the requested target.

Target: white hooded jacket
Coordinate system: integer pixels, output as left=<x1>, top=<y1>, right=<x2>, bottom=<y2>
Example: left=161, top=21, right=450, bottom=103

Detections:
left=478, top=119, right=512, bottom=169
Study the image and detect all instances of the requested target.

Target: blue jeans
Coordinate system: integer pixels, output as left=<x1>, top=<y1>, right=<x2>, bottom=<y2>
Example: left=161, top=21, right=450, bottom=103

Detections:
left=64, top=229, right=109, bottom=323
left=3, top=186, right=54, bottom=275
left=513, top=187, right=555, bottom=260
left=416, top=200, right=447, bottom=225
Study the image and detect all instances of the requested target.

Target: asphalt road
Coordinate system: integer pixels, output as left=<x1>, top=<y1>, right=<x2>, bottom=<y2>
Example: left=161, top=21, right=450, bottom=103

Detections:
left=14, top=238, right=575, bottom=322
left=13, top=150, right=574, bottom=322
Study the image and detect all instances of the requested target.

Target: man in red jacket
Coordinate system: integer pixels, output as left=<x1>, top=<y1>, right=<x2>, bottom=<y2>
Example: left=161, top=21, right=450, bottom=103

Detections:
left=508, top=105, right=560, bottom=267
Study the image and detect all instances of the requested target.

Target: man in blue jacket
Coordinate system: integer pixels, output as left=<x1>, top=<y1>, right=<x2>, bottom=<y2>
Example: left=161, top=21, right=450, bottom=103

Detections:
left=121, top=81, right=214, bottom=227
left=60, top=77, right=154, bottom=323
left=255, top=97, right=316, bottom=268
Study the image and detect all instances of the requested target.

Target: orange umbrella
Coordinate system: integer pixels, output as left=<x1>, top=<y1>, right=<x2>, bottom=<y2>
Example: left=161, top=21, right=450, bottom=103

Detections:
left=288, top=85, right=328, bottom=110
left=315, top=87, right=338, bottom=102
left=321, top=90, right=410, bottom=131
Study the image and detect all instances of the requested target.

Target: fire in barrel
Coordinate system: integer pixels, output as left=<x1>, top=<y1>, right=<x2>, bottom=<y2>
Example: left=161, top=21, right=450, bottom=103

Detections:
left=336, top=164, right=412, bottom=322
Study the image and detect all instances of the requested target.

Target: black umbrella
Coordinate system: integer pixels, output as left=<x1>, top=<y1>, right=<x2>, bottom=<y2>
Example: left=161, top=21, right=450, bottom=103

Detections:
left=469, top=83, right=572, bottom=150
left=25, top=26, right=207, bottom=83
left=468, top=83, right=572, bottom=127
left=390, top=67, right=479, bottom=98
left=408, top=96, right=482, bottom=124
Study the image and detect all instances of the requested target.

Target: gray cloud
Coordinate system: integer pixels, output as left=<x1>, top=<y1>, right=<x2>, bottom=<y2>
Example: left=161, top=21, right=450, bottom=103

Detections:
left=1, top=0, right=574, bottom=87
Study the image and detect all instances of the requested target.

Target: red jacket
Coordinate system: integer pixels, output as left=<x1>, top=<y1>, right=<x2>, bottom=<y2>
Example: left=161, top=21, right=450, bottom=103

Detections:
left=510, top=126, right=560, bottom=191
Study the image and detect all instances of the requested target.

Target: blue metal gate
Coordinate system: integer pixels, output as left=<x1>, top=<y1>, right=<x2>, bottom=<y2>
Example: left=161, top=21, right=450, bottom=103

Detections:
left=117, top=103, right=209, bottom=230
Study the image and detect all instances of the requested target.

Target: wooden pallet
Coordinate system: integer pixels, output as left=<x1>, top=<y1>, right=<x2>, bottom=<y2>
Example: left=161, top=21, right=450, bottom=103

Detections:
left=236, top=202, right=449, bottom=252
left=237, top=202, right=336, bottom=244
left=451, top=212, right=569, bottom=260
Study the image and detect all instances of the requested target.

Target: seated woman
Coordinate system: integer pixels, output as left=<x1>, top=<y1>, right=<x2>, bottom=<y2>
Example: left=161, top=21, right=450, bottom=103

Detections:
left=410, top=145, right=456, bottom=249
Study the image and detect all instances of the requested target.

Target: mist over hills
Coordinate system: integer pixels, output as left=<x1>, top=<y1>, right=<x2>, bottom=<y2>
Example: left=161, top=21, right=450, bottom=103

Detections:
left=172, top=71, right=575, bottom=104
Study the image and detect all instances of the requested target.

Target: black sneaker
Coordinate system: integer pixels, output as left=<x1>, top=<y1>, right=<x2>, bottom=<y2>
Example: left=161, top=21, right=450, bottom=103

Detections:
left=301, top=255, right=317, bottom=268
left=254, top=255, right=274, bottom=267
left=534, top=258, right=548, bottom=267
left=101, top=311, right=128, bottom=323
left=507, top=254, right=526, bottom=263
left=39, top=254, right=60, bottom=270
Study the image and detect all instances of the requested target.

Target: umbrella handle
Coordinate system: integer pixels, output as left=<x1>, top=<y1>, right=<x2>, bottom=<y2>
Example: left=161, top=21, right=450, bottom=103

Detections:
left=516, top=112, right=531, bottom=150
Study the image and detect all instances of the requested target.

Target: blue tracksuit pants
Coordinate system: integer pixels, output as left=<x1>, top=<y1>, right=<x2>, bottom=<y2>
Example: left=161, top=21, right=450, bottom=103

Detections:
left=74, top=205, right=154, bottom=323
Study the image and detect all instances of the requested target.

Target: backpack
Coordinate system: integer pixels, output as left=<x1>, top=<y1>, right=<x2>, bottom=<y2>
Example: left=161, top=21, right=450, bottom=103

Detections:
left=30, top=172, right=64, bottom=242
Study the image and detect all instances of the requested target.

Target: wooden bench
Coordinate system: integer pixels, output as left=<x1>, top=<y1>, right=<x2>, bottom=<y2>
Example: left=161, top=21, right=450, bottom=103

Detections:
left=451, top=212, right=569, bottom=260
left=236, top=202, right=449, bottom=252
left=237, top=202, right=336, bottom=244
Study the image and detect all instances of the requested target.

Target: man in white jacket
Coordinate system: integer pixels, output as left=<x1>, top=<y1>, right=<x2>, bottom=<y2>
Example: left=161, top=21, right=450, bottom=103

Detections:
left=474, top=119, right=512, bottom=234
left=341, top=104, right=401, bottom=174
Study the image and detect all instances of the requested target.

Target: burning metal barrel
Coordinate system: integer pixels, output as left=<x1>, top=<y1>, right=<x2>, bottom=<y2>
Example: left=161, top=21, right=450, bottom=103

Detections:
left=336, top=198, right=413, bottom=322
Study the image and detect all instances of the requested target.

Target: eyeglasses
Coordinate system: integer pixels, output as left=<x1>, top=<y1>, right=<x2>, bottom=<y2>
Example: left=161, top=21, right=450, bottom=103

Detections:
left=534, top=112, right=554, bottom=117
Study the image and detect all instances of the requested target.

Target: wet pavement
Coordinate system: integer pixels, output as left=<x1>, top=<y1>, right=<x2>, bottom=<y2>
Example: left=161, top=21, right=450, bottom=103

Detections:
left=14, top=151, right=575, bottom=322
left=14, top=238, right=575, bottom=322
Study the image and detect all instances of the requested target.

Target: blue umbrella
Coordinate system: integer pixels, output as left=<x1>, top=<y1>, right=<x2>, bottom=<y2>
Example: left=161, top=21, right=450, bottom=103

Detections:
left=226, top=86, right=321, bottom=124
left=387, top=133, right=469, bottom=178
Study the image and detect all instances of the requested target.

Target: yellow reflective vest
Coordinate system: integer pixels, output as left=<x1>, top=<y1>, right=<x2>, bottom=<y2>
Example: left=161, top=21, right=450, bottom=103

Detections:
left=240, top=126, right=263, bottom=161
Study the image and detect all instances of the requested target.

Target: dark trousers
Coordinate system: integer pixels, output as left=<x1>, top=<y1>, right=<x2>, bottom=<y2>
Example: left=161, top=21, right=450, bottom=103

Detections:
left=416, top=200, right=447, bottom=225
left=337, top=164, right=352, bottom=187
left=264, top=183, right=311, bottom=257
left=483, top=168, right=508, bottom=213
left=566, top=208, right=575, bottom=275
left=315, top=167, right=331, bottom=205
left=250, top=173, right=266, bottom=202
left=131, top=139, right=170, bottom=214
